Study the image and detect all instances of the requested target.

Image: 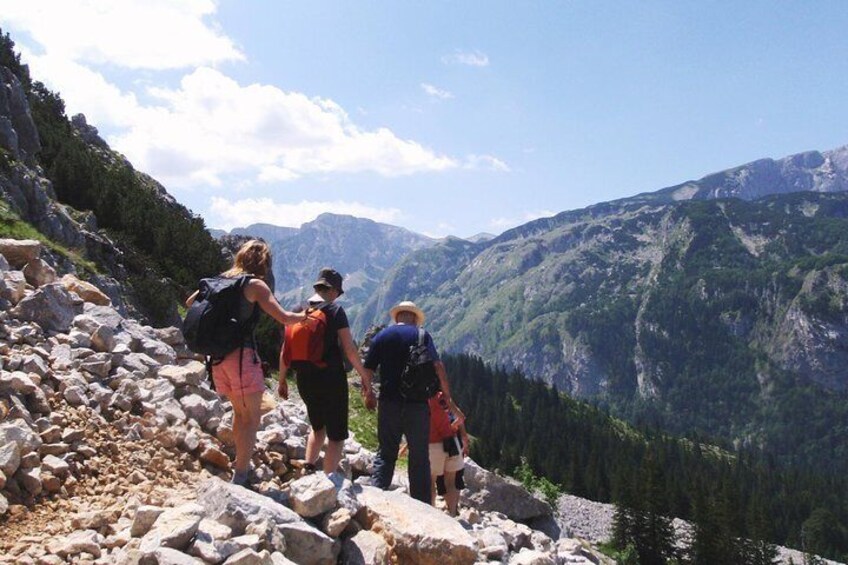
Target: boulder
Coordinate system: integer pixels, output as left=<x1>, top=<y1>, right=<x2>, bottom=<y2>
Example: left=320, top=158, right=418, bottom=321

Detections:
left=218, top=534, right=262, bottom=560
left=159, top=361, right=206, bottom=387
left=0, top=371, right=37, bottom=394
left=322, top=508, right=352, bottom=538
left=0, top=441, right=21, bottom=476
left=130, top=505, right=164, bottom=537
left=22, top=353, right=49, bottom=376
left=180, top=394, right=210, bottom=424
left=90, top=324, right=116, bottom=353
left=223, top=549, right=274, bottom=565
left=461, top=459, right=552, bottom=521
left=23, top=258, right=57, bottom=287
left=0, top=492, right=7, bottom=515
left=342, top=530, right=391, bottom=565
left=508, top=549, right=556, bottom=565
left=142, top=339, right=177, bottom=365
left=288, top=473, right=338, bottom=518
left=0, top=239, right=41, bottom=269
left=355, top=486, right=477, bottom=565
left=60, top=274, right=111, bottom=305
left=0, top=253, right=8, bottom=271
left=197, top=478, right=338, bottom=565
left=0, top=418, right=42, bottom=455
left=46, top=529, right=103, bottom=559
left=18, top=465, right=42, bottom=495
left=64, top=385, right=90, bottom=406
left=82, top=303, right=124, bottom=329
left=2, top=269, right=26, bottom=304
left=199, top=445, right=231, bottom=470
left=71, top=508, right=121, bottom=530
left=473, top=527, right=510, bottom=561
left=41, top=454, right=70, bottom=477
left=12, top=283, right=84, bottom=333
left=151, top=547, right=205, bottom=565
left=80, top=352, right=113, bottom=379
left=139, top=504, right=203, bottom=552
left=156, top=327, right=186, bottom=346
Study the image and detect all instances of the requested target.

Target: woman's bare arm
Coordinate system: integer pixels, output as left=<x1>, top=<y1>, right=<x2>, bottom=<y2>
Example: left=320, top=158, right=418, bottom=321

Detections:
left=244, top=279, right=304, bottom=325
left=185, top=290, right=199, bottom=308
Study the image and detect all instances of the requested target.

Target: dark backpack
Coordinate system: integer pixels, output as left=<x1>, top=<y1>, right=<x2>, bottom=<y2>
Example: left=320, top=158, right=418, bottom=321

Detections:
left=399, top=327, right=439, bottom=402
left=182, top=275, right=256, bottom=358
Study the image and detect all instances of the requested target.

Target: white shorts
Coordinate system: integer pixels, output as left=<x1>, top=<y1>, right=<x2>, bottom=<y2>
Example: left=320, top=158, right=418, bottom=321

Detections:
left=429, top=442, right=464, bottom=476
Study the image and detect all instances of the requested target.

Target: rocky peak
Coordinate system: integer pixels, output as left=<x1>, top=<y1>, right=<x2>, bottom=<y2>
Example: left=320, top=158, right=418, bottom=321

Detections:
left=0, top=65, right=40, bottom=164
left=70, top=113, right=108, bottom=149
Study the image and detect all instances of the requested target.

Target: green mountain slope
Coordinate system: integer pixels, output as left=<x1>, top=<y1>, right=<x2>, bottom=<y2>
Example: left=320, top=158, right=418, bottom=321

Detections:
left=361, top=185, right=848, bottom=470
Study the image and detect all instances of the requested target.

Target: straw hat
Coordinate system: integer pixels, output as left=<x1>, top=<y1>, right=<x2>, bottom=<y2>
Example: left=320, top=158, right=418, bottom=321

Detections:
left=390, top=301, right=426, bottom=324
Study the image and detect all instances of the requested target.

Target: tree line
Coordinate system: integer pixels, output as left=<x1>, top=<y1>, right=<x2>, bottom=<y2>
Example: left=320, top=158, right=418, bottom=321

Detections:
left=442, top=353, right=848, bottom=562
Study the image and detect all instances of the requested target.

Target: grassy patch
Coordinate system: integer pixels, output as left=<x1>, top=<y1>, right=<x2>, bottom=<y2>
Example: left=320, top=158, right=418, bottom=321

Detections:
left=348, top=377, right=378, bottom=451
left=0, top=199, right=99, bottom=275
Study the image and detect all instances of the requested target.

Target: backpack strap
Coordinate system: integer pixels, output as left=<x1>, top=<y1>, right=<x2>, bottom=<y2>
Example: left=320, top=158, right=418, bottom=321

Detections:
left=418, top=327, right=426, bottom=347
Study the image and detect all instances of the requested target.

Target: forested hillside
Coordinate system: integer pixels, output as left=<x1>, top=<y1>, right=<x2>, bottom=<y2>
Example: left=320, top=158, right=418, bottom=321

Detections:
left=364, top=188, right=848, bottom=474
left=444, top=353, right=848, bottom=561
left=0, top=31, right=224, bottom=324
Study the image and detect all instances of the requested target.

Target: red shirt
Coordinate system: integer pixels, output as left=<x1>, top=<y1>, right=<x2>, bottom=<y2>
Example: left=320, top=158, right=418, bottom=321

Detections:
left=429, top=392, right=455, bottom=443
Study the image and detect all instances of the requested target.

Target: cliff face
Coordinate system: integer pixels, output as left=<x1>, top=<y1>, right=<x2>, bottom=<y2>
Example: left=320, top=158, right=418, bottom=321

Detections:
left=0, top=39, right=225, bottom=324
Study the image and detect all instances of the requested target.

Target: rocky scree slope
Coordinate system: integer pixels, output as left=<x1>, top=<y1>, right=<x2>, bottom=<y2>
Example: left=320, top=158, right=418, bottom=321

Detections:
left=0, top=237, right=610, bottom=565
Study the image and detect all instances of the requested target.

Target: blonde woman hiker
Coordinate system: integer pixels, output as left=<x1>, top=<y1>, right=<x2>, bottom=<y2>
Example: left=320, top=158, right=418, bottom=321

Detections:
left=184, top=239, right=304, bottom=487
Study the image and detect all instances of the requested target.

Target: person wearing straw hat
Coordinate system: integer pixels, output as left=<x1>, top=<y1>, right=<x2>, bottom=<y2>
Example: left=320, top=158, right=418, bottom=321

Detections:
left=363, top=301, right=459, bottom=503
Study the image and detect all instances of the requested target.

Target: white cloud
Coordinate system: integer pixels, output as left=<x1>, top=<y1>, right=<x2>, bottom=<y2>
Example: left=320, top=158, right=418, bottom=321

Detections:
left=208, top=197, right=402, bottom=231
left=442, top=50, right=490, bottom=67
left=0, top=0, right=243, bottom=69
left=464, top=154, right=511, bottom=172
left=489, top=210, right=555, bottom=230
left=421, top=82, right=454, bottom=100
left=3, top=2, right=507, bottom=191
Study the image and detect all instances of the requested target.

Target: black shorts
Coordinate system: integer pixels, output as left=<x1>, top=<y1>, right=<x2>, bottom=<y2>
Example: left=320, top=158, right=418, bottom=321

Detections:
left=294, top=363, right=349, bottom=441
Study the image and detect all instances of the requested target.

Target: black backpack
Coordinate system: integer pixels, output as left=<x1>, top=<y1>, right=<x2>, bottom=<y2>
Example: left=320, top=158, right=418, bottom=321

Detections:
left=399, top=327, right=439, bottom=402
left=182, top=275, right=256, bottom=358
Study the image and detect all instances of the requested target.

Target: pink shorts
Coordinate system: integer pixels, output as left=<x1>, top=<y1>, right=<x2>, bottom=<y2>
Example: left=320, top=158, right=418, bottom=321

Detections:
left=211, top=348, right=265, bottom=397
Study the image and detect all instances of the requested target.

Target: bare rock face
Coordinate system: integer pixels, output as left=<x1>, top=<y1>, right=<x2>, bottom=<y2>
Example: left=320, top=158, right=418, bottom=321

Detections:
left=342, top=530, right=391, bottom=565
left=355, top=485, right=477, bottom=565
left=0, top=238, right=41, bottom=269
left=12, top=283, right=84, bottom=333
left=0, top=66, right=41, bottom=162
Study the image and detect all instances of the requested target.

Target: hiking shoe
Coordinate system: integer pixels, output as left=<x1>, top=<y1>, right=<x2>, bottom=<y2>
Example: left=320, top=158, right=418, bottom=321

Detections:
left=302, top=462, right=318, bottom=475
left=231, top=470, right=250, bottom=487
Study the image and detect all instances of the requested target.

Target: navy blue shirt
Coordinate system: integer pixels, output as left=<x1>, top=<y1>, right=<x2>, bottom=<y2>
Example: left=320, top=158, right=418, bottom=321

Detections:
left=364, top=324, right=440, bottom=401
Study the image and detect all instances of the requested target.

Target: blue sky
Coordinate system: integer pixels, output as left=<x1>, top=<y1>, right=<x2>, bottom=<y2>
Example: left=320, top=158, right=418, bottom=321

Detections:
left=1, top=1, right=847, bottom=237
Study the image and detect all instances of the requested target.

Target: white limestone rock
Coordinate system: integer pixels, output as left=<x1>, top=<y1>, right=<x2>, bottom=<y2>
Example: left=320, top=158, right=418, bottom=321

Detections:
left=197, top=478, right=339, bottom=565
left=0, top=418, right=42, bottom=455
left=341, top=530, right=391, bottom=565
left=288, top=472, right=338, bottom=518
left=355, top=485, right=477, bottom=565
